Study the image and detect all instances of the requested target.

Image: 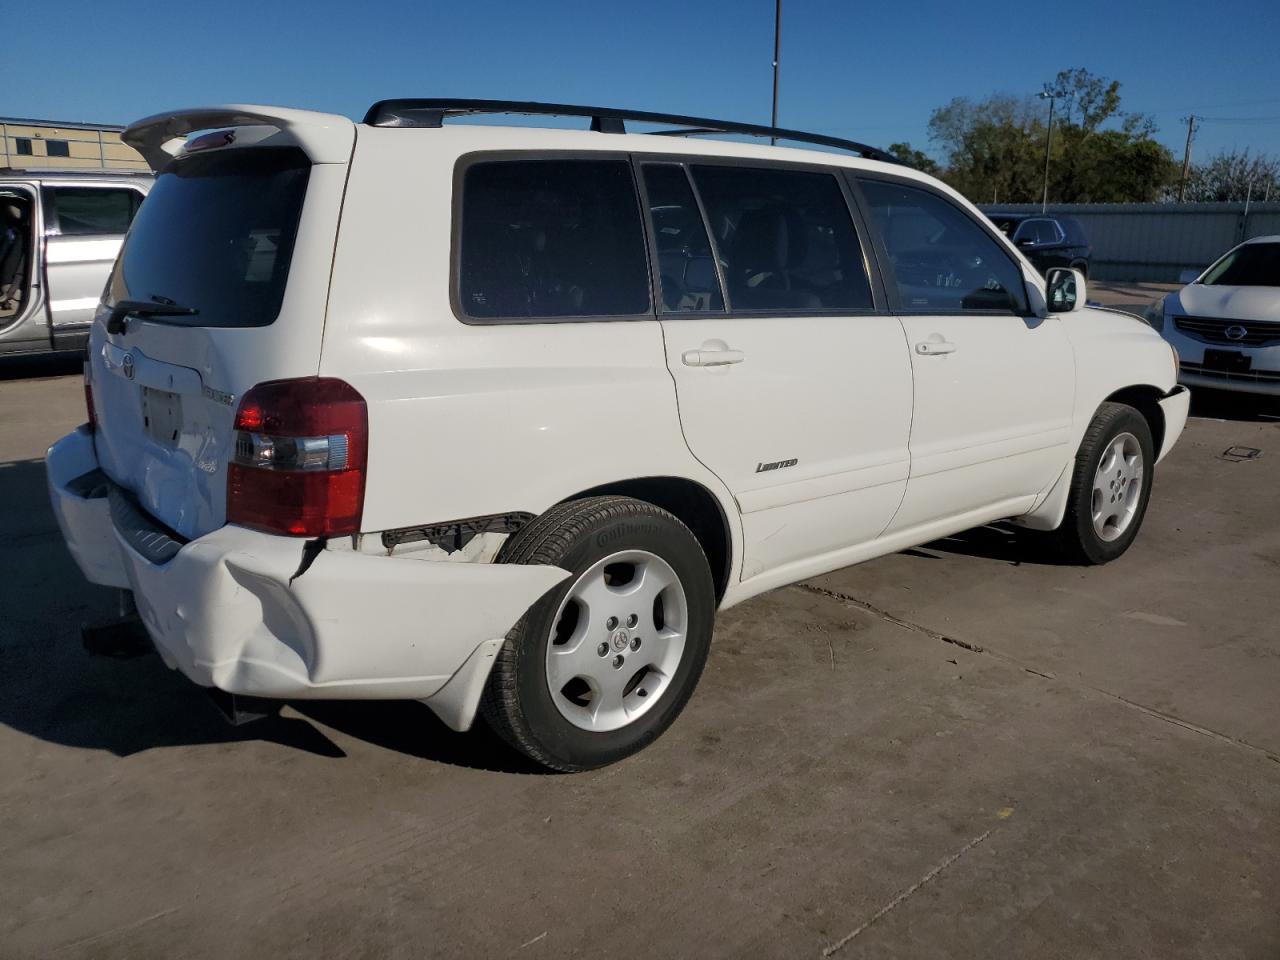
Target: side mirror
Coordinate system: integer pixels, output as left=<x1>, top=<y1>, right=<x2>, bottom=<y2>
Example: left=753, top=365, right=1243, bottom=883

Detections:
left=1045, top=267, right=1086, bottom=313
left=1178, top=268, right=1201, bottom=285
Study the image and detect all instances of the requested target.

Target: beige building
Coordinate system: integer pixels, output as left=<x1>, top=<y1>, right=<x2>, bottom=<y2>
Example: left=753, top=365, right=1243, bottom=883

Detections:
left=1, top=117, right=149, bottom=171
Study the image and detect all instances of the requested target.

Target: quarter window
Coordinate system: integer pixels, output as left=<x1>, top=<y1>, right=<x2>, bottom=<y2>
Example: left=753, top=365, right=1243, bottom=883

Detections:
left=859, top=179, right=1028, bottom=314
left=47, top=187, right=142, bottom=236
left=642, top=164, right=724, bottom=313
left=691, top=165, right=873, bottom=311
left=458, top=159, right=651, bottom=320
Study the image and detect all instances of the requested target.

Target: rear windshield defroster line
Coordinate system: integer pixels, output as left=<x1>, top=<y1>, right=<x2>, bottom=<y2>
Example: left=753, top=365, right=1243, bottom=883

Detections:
left=105, top=147, right=312, bottom=329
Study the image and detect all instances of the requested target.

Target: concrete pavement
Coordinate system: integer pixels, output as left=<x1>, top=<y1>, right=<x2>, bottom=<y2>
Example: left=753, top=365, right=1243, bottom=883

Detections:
left=1, top=353, right=1278, bottom=959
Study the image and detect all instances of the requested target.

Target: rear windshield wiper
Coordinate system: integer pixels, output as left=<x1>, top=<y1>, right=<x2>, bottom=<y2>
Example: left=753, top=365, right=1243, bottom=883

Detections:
left=106, top=298, right=199, bottom=334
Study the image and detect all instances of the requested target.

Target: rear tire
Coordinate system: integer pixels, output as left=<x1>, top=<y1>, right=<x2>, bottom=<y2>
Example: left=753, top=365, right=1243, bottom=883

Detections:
left=481, top=496, right=715, bottom=772
left=1042, top=402, right=1154, bottom=564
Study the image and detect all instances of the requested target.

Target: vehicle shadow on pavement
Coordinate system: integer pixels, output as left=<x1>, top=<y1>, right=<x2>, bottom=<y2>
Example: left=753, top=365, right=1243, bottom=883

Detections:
left=0, top=353, right=82, bottom=381
left=912, top=524, right=1063, bottom=567
left=1189, top=388, right=1280, bottom=423
left=0, top=455, right=537, bottom=769
left=292, top=701, right=552, bottom=774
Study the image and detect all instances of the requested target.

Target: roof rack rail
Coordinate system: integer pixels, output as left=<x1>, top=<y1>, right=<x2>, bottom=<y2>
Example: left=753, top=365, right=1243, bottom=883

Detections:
left=362, top=98, right=898, bottom=164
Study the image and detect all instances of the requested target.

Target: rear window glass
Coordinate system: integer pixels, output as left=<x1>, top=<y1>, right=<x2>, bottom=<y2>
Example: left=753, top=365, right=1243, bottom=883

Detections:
left=1202, top=243, right=1280, bottom=287
left=47, top=187, right=142, bottom=236
left=458, top=159, right=650, bottom=320
left=106, top=147, right=310, bottom=328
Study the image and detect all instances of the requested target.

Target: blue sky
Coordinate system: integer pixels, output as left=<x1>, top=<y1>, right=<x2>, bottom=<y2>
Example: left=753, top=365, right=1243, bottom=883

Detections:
left=9, top=0, right=1280, bottom=163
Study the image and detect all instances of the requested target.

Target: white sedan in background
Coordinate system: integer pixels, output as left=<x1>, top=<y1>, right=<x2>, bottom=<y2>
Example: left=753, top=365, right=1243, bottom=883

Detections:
left=1148, top=235, right=1280, bottom=395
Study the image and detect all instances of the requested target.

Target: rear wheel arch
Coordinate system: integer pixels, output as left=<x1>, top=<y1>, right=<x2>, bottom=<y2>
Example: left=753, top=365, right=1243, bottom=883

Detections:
left=1102, top=385, right=1165, bottom=457
left=556, top=476, right=734, bottom=605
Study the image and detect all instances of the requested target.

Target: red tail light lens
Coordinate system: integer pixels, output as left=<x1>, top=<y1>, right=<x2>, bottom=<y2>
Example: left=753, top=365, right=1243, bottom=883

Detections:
left=226, top=377, right=368, bottom=537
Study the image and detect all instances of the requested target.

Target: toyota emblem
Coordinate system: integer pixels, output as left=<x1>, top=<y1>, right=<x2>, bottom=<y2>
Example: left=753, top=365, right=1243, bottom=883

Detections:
left=122, top=353, right=135, bottom=380
left=1224, top=325, right=1248, bottom=341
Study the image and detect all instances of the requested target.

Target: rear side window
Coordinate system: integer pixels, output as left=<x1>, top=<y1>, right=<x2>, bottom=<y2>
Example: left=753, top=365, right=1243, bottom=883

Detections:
left=859, top=179, right=1028, bottom=314
left=458, top=159, right=650, bottom=320
left=691, top=165, right=872, bottom=311
left=46, top=187, right=142, bottom=236
left=642, top=164, right=724, bottom=313
left=107, top=147, right=310, bottom=328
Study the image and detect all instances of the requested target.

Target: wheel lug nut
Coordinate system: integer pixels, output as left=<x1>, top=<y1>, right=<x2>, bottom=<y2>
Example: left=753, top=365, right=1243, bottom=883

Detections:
left=630, top=637, right=641, bottom=650
left=597, top=642, right=609, bottom=657
left=606, top=616, right=618, bottom=631
left=626, top=614, right=638, bottom=628
left=612, top=654, right=624, bottom=669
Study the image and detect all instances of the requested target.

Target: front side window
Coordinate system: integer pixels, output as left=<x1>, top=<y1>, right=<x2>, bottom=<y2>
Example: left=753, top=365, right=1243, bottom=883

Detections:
left=458, top=159, right=650, bottom=320
left=691, top=165, right=873, bottom=311
left=1202, top=242, right=1280, bottom=287
left=47, top=187, right=141, bottom=236
left=642, top=164, right=724, bottom=313
left=46, top=140, right=70, bottom=158
left=859, top=179, right=1028, bottom=314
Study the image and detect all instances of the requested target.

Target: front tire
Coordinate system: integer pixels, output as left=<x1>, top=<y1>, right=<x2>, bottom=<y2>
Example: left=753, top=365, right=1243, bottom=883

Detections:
left=1044, top=402, right=1154, bottom=564
left=481, top=496, right=715, bottom=771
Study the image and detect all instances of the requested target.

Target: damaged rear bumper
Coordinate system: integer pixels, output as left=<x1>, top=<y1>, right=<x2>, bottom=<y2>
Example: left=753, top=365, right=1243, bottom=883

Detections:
left=46, top=427, right=568, bottom=730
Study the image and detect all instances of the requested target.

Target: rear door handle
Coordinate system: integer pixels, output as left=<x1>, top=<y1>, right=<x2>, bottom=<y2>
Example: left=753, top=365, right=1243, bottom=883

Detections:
left=682, top=348, right=745, bottom=367
left=915, top=340, right=956, bottom=356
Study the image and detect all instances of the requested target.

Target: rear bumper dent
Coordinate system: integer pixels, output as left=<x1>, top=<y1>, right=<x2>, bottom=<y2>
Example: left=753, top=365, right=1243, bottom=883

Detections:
left=46, top=428, right=568, bottom=725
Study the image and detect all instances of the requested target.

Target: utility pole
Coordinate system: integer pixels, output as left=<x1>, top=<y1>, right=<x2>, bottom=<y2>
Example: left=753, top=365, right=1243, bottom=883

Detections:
left=1039, top=90, right=1057, bottom=214
left=1178, top=115, right=1196, bottom=202
left=770, top=0, right=782, bottom=144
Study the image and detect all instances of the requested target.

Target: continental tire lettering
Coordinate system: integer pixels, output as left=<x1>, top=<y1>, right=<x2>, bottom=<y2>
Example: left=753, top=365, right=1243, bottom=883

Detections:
left=596, top=522, right=660, bottom=549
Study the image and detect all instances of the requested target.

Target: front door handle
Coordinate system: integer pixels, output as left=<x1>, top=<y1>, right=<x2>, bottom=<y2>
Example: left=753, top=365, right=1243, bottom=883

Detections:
left=915, top=339, right=956, bottom=356
left=682, top=348, right=745, bottom=367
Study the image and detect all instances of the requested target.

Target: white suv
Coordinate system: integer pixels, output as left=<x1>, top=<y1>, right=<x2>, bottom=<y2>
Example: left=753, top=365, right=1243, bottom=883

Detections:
left=47, top=101, right=1190, bottom=771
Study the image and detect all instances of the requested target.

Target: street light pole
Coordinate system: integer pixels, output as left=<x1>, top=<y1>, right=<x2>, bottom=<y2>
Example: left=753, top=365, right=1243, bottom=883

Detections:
left=1039, top=90, right=1057, bottom=214
left=770, top=0, right=782, bottom=145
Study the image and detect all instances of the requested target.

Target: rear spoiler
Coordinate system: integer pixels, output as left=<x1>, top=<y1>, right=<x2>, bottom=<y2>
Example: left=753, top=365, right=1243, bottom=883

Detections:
left=123, top=105, right=355, bottom=172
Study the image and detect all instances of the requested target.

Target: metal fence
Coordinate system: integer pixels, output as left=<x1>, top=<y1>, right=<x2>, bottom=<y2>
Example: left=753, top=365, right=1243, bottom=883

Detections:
left=978, top=202, right=1280, bottom=282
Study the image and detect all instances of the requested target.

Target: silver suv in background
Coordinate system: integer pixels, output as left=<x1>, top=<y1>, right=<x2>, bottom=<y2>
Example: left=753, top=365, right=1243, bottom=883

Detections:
left=0, top=169, right=151, bottom=356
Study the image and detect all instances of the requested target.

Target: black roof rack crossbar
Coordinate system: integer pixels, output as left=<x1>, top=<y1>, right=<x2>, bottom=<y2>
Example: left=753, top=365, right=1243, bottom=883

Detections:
left=362, top=98, right=897, bottom=163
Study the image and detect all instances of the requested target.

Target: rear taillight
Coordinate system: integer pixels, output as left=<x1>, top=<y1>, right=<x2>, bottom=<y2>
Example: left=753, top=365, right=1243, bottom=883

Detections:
left=226, top=377, right=368, bottom=537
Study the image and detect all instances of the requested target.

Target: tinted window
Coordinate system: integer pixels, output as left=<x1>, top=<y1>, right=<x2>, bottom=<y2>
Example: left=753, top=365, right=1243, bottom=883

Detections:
left=459, top=159, right=650, bottom=320
left=106, top=147, right=310, bottom=328
left=642, top=164, right=724, bottom=313
left=46, top=140, right=70, bottom=158
left=15, top=138, right=32, bottom=157
left=48, top=187, right=141, bottom=236
left=1202, top=242, right=1280, bottom=287
left=1016, top=219, right=1059, bottom=245
left=691, top=165, right=872, bottom=311
left=860, top=180, right=1028, bottom=314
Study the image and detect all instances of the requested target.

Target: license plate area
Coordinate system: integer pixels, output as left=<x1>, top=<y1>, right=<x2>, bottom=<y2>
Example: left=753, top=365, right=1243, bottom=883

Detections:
left=1203, top=349, right=1252, bottom=374
left=141, top=387, right=184, bottom=447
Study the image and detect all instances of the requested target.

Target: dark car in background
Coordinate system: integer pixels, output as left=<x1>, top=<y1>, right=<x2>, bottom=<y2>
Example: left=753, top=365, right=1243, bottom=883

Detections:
left=986, top=212, right=1093, bottom=278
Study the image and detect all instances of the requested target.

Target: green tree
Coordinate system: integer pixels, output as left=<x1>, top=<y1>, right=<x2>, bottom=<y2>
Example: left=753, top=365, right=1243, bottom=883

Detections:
left=1181, top=148, right=1280, bottom=202
left=886, top=142, right=940, bottom=175
left=927, top=69, right=1176, bottom=204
